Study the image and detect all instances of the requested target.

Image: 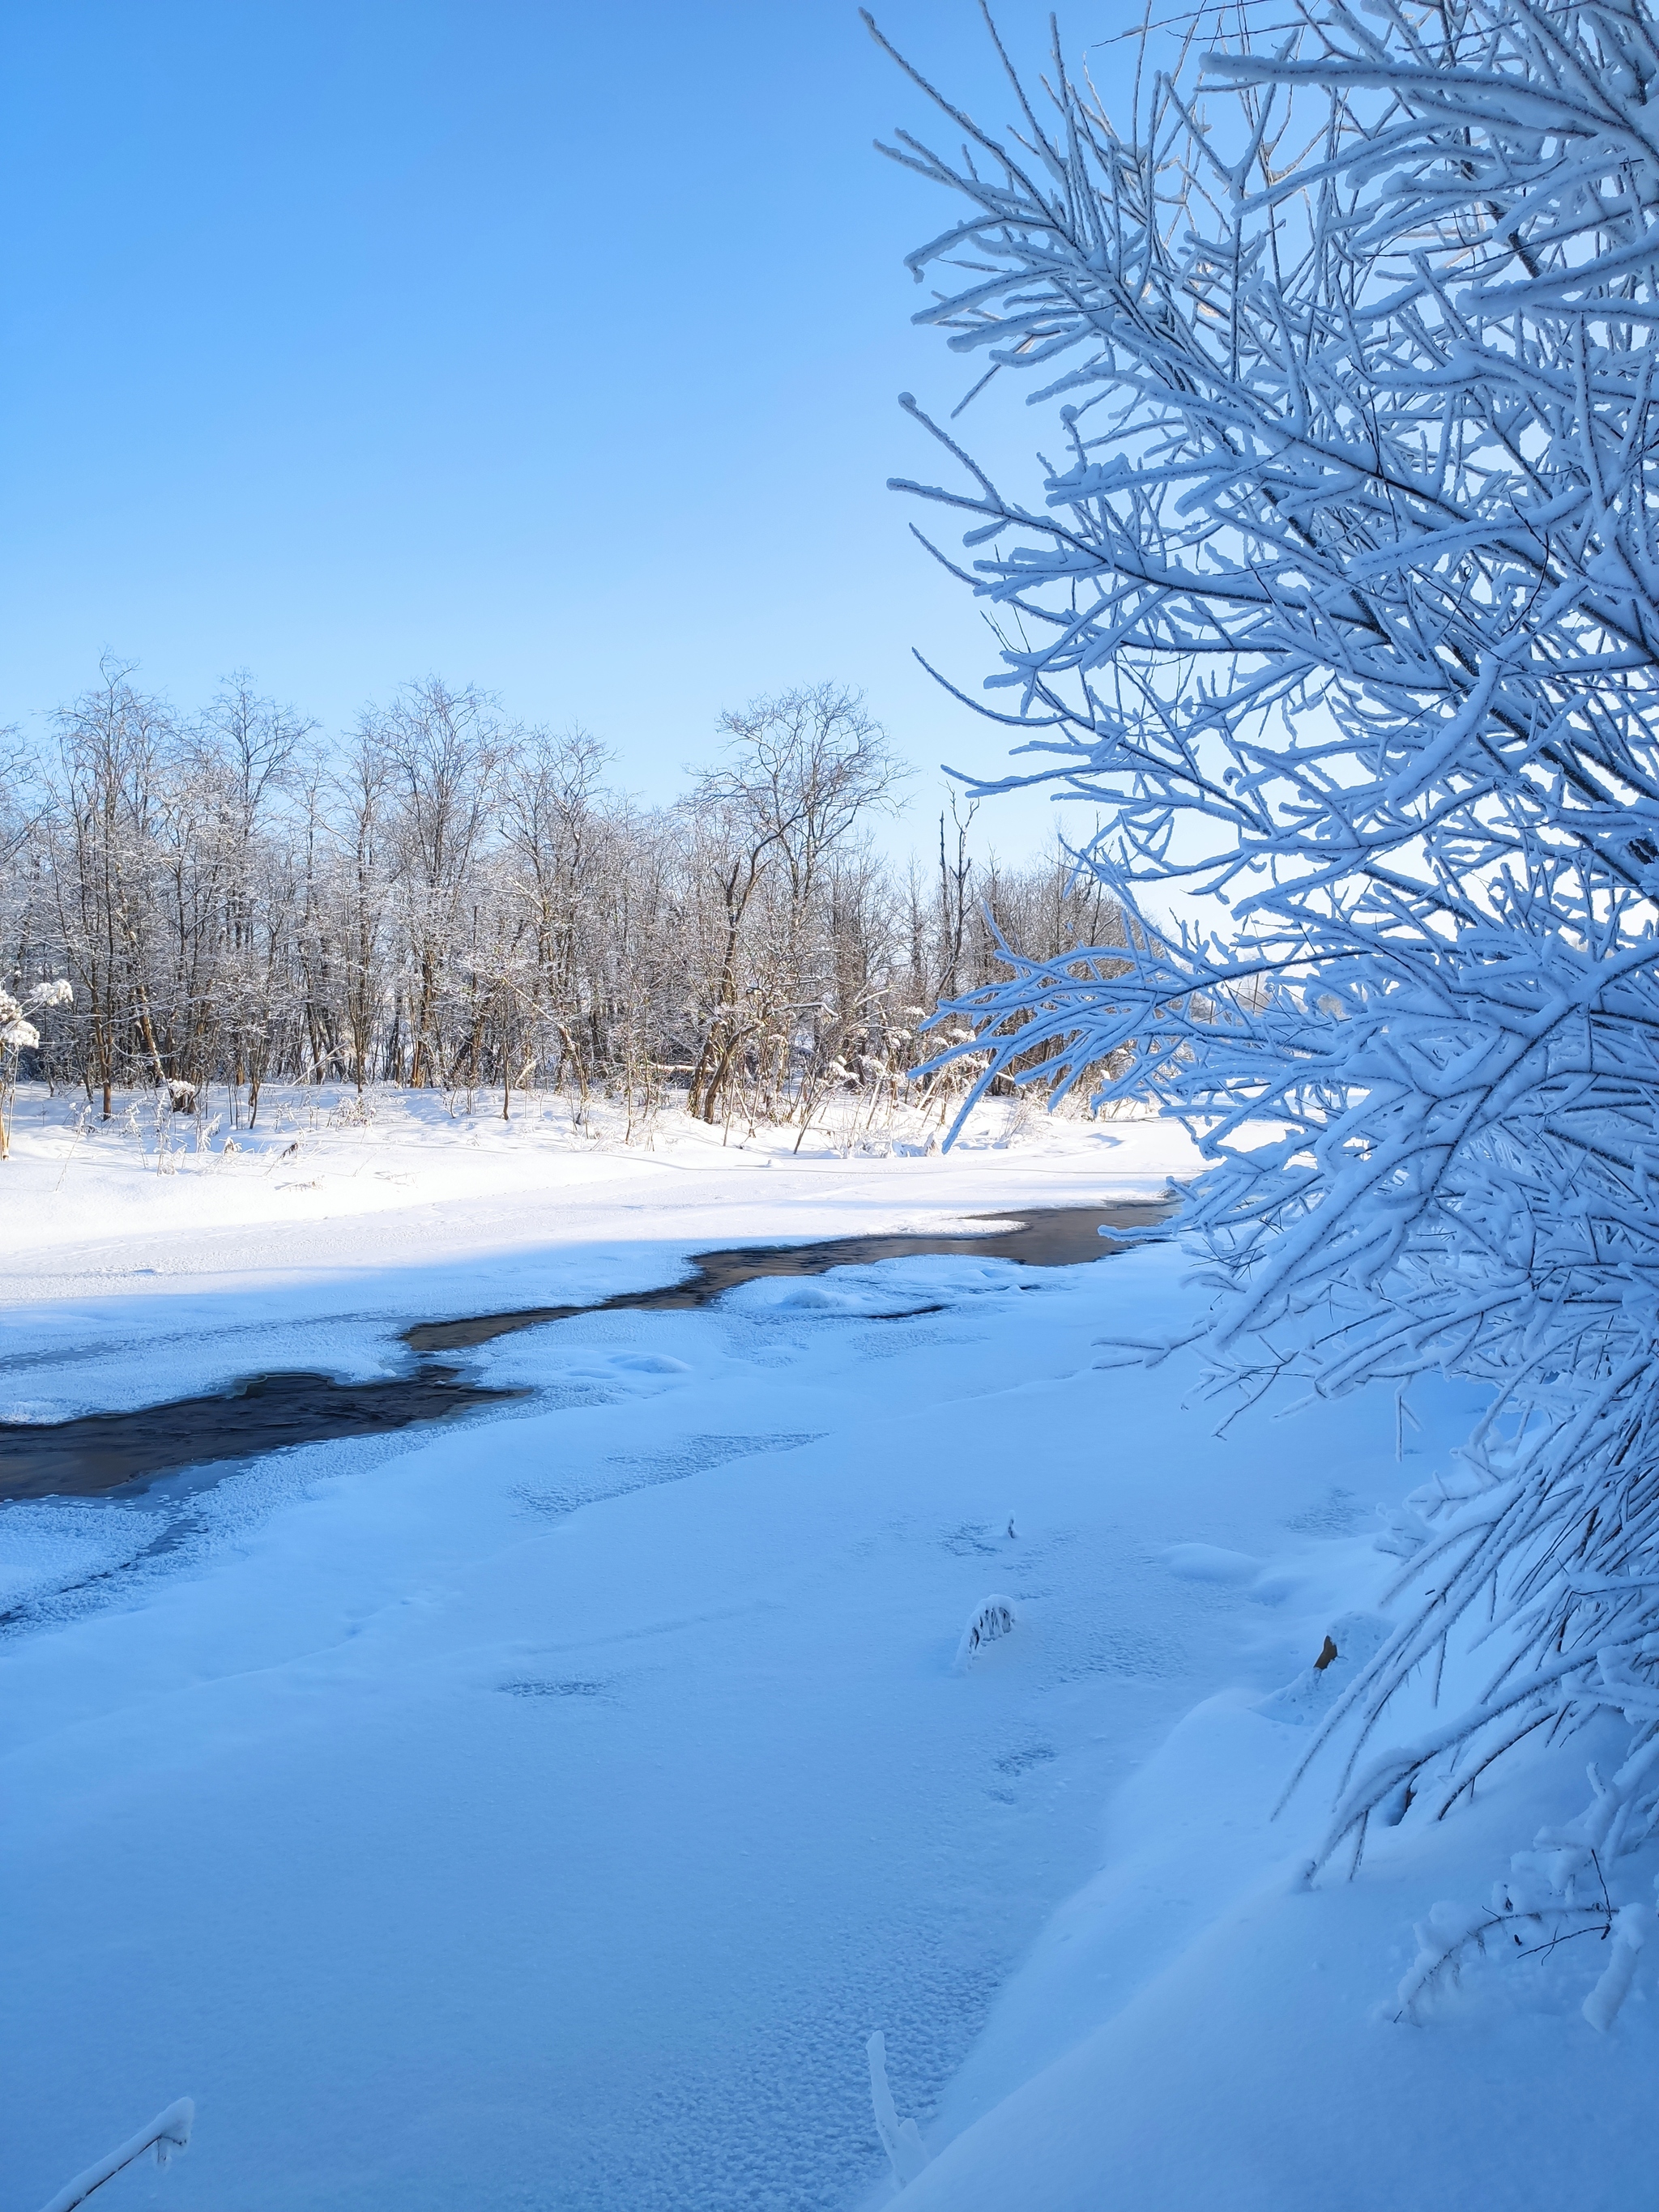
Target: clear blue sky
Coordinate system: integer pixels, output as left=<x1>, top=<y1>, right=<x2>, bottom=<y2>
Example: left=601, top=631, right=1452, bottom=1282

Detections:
left=0, top=2, right=1121, bottom=847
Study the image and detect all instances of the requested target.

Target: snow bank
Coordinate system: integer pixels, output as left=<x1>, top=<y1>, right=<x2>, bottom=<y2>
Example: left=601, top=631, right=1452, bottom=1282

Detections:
left=0, top=1083, right=1190, bottom=1420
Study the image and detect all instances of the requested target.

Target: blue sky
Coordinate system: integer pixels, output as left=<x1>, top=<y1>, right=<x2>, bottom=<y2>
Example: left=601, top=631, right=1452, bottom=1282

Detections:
left=0, top=1, right=1121, bottom=847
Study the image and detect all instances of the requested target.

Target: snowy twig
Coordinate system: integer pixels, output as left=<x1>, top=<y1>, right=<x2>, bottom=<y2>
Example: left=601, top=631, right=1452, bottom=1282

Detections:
left=35, top=2099, right=194, bottom=2212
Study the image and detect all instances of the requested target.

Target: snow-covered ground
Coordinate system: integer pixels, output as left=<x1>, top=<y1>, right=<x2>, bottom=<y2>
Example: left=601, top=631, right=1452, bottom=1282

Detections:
left=1, top=1087, right=1648, bottom=2210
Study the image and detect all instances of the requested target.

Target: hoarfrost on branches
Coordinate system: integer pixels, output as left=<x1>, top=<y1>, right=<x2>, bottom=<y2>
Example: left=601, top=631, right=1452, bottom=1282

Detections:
left=953, top=1592, right=1017, bottom=1671
left=35, top=2097, right=193, bottom=2212
left=1, top=978, right=71, bottom=1159
left=876, top=0, right=1659, bottom=1992
left=0, top=663, right=1120, bottom=1138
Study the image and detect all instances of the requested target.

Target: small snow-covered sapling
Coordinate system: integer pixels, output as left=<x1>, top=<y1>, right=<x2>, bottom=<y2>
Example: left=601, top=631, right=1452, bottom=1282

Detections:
left=953, top=1596, right=1017, bottom=1673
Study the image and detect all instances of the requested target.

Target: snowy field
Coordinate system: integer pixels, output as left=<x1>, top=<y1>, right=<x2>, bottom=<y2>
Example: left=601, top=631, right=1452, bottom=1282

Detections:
left=0, top=1087, right=1649, bottom=2210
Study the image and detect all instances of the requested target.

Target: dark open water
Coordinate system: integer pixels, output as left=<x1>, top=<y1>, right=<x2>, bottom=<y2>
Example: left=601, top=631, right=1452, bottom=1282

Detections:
left=0, top=1201, right=1171, bottom=1502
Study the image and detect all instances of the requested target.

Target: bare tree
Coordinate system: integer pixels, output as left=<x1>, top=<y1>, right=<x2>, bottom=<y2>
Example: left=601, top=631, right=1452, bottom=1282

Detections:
left=684, top=685, right=903, bottom=1123
left=373, top=678, right=510, bottom=1088
left=46, top=661, right=173, bottom=1115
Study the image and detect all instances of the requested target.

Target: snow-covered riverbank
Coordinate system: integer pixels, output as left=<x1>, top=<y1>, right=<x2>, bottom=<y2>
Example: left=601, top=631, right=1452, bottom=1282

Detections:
left=0, top=1086, right=1181, bottom=1423
left=2, top=1093, right=1650, bottom=2210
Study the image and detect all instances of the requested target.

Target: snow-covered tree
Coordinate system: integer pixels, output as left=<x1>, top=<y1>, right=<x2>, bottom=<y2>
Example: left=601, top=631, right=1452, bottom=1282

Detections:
left=680, top=684, right=904, bottom=1123
left=2, top=646, right=1120, bottom=1135
left=877, top=0, right=1659, bottom=2006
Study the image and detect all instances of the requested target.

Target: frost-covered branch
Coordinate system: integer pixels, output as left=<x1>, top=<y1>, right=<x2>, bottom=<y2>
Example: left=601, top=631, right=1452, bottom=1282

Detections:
left=879, top=0, right=1659, bottom=1992
left=36, top=2099, right=194, bottom=2212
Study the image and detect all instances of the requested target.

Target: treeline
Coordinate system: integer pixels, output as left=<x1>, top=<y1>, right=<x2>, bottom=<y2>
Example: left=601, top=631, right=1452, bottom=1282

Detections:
left=0, top=663, right=1128, bottom=1129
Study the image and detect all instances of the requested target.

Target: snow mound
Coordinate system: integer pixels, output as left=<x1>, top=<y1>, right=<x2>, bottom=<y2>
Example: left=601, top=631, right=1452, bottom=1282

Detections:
left=1256, top=1610, right=1392, bottom=1725
left=1162, top=1543, right=1260, bottom=1586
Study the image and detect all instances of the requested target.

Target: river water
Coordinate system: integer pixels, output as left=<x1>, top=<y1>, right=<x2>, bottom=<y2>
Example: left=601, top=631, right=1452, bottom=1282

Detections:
left=0, top=1202, right=1171, bottom=1502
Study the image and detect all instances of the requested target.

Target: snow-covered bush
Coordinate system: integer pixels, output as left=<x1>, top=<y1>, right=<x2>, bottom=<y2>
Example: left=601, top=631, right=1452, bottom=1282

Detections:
left=878, top=0, right=1659, bottom=2005
left=953, top=1593, right=1017, bottom=1672
left=0, top=978, right=70, bottom=1159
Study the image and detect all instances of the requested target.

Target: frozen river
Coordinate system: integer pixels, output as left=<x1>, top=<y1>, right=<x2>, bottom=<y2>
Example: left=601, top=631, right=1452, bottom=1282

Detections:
left=8, top=1100, right=1584, bottom=2212
left=0, top=1205, right=1166, bottom=1502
